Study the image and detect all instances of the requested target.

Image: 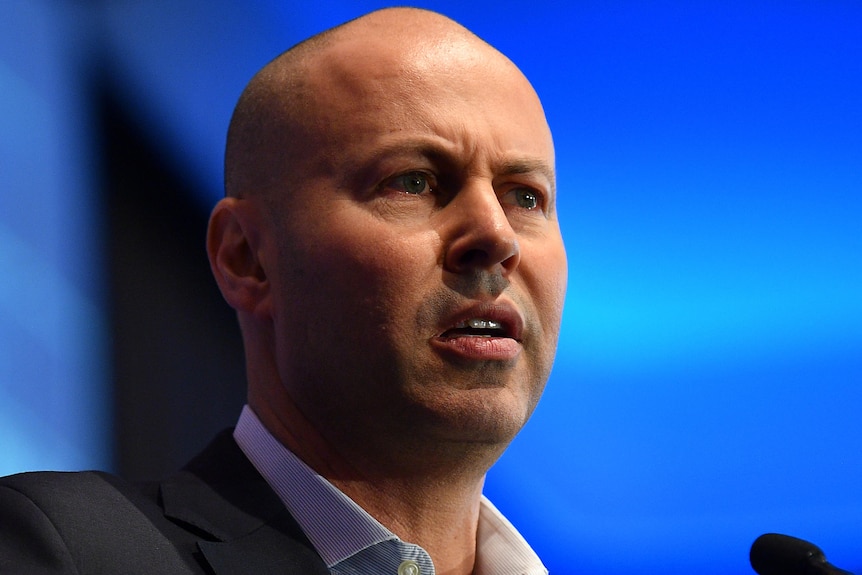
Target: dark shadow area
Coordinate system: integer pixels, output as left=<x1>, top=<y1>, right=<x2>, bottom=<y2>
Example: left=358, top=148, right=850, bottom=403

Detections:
left=98, top=85, right=246, bottom=481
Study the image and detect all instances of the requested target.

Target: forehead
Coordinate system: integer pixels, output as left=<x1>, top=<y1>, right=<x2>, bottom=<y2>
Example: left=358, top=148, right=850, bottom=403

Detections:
left=293, top=32, right=554, bottom=174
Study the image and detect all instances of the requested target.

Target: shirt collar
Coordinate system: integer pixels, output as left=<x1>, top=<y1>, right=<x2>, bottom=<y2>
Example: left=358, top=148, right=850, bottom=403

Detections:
left=233, top=405, right=547, bottom=574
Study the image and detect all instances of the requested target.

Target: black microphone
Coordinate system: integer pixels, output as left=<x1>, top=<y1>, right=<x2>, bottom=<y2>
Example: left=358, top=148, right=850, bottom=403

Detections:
left=750, top=533, right=856, bottom=575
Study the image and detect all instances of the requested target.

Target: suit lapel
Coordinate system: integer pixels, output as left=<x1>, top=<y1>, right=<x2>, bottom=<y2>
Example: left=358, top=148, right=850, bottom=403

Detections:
left=159, top=430, right=329, bottom=575
left=197, top=526, right=331, bottom=575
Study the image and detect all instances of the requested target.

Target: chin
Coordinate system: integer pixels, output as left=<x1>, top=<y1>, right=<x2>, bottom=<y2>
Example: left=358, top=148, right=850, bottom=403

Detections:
left=422, top=386, right=537, bottom=446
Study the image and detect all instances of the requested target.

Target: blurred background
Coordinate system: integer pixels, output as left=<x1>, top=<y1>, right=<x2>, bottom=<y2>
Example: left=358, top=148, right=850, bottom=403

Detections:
left=1, top=1, right=860, bottom=574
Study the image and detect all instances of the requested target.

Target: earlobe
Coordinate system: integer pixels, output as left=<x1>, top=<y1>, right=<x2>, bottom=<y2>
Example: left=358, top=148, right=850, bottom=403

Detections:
left=206, top=197, right=270, bottom=316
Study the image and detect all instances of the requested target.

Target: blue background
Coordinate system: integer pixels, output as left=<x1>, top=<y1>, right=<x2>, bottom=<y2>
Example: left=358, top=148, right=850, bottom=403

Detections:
left=2, top=1, right=860, bottom=573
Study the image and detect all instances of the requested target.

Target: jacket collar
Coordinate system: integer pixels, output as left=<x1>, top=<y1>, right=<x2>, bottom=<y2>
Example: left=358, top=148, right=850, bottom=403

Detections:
left=159, top=430, right=330, bottom=575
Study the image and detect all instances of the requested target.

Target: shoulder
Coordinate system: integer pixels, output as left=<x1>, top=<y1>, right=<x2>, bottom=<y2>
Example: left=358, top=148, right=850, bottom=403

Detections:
left=0, top=432, right=329, bottom=574
left=0, top=470, right=141, bottom=526
left=0, top=470, right=199, bottom=573
left=1, top=469, right=140, bottom=502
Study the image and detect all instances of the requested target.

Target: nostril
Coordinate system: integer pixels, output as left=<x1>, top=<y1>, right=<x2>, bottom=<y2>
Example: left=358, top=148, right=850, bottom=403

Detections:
left=457, top=249, right=488, bottom=268
left=446, top=234, right=521, bottom=275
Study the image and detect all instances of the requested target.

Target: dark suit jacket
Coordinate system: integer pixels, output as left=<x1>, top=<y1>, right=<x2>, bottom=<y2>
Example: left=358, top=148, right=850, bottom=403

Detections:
left=0, top=430, right=330, bottom=574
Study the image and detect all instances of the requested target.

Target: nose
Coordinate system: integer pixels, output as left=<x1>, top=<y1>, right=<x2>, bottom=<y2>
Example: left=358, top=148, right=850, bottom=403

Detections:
left=442, top=183, right=521, bottom=277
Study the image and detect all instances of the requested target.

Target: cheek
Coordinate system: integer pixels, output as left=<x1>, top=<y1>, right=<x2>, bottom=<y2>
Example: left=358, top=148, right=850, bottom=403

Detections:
left=523, top=241, right=568, bottom=338
left=340, top=225, right=440, bottom=280
left=288, top=223, right=442, bottom=323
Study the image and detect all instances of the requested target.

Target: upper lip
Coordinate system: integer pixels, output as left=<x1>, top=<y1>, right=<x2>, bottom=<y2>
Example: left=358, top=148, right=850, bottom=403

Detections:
left=436, top=300, right=525, bottom=341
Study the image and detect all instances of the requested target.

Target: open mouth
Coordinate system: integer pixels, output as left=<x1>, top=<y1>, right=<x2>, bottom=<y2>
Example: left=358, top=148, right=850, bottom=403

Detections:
left=441, top=318, right=512, bottom=339
left=432, top=305, right=524, bottom=361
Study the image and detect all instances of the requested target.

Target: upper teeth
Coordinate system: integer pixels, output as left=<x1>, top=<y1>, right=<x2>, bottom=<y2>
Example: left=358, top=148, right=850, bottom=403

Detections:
left=459, top=319, right=502, bottom=330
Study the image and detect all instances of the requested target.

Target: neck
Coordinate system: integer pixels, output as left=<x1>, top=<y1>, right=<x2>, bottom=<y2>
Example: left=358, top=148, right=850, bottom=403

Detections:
left=249, top=388, right=497, bottom=575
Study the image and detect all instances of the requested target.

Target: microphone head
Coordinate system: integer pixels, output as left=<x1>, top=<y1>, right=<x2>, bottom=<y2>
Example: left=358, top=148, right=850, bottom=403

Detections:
left=750, top=533, right=856, bottom=575
left=750, top=533, right=825, bottom=575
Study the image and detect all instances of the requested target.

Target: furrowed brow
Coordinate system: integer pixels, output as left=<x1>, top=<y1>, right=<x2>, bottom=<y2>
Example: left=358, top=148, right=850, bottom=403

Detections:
left=499, top=159, right=556, bottom=192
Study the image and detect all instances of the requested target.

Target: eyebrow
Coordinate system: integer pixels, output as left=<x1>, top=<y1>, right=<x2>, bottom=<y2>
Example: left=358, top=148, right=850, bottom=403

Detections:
left=497, top=159, right=556, bottom=193
left=361, top=139, right=555, bottom=184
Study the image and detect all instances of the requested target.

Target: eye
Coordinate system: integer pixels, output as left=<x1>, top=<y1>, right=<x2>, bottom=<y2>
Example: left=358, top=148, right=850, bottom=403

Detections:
left=383, top=171, right=433, bottom=195
left=504, top=187, right=542, bottom=211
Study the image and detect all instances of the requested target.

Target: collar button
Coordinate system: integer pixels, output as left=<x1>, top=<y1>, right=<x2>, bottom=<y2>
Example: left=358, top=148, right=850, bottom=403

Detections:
left=398, top=560, right=421, bottom=575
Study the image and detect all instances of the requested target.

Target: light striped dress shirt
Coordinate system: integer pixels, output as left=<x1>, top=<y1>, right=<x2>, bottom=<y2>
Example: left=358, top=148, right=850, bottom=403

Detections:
left=234, top=405, right=548, bottom=575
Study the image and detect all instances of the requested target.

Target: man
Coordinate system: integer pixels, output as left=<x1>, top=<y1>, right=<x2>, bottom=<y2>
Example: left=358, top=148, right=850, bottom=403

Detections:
left=0, top=7, right=566, bottom=574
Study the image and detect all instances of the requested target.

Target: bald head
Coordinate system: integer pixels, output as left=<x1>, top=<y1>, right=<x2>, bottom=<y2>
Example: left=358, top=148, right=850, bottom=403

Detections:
left=224, top=7, right=546, bottom=201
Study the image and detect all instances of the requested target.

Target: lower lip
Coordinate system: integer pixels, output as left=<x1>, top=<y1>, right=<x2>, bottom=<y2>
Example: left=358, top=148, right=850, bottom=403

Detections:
left=431, top=336, right=522, bottom=362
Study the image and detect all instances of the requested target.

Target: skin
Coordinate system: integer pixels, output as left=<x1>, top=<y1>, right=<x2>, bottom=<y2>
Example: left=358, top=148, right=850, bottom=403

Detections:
left=207, top=8, right=567, bottom=575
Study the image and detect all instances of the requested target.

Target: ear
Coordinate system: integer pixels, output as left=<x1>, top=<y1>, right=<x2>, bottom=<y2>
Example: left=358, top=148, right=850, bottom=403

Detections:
left=206, top=197, right=271, bottom=317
